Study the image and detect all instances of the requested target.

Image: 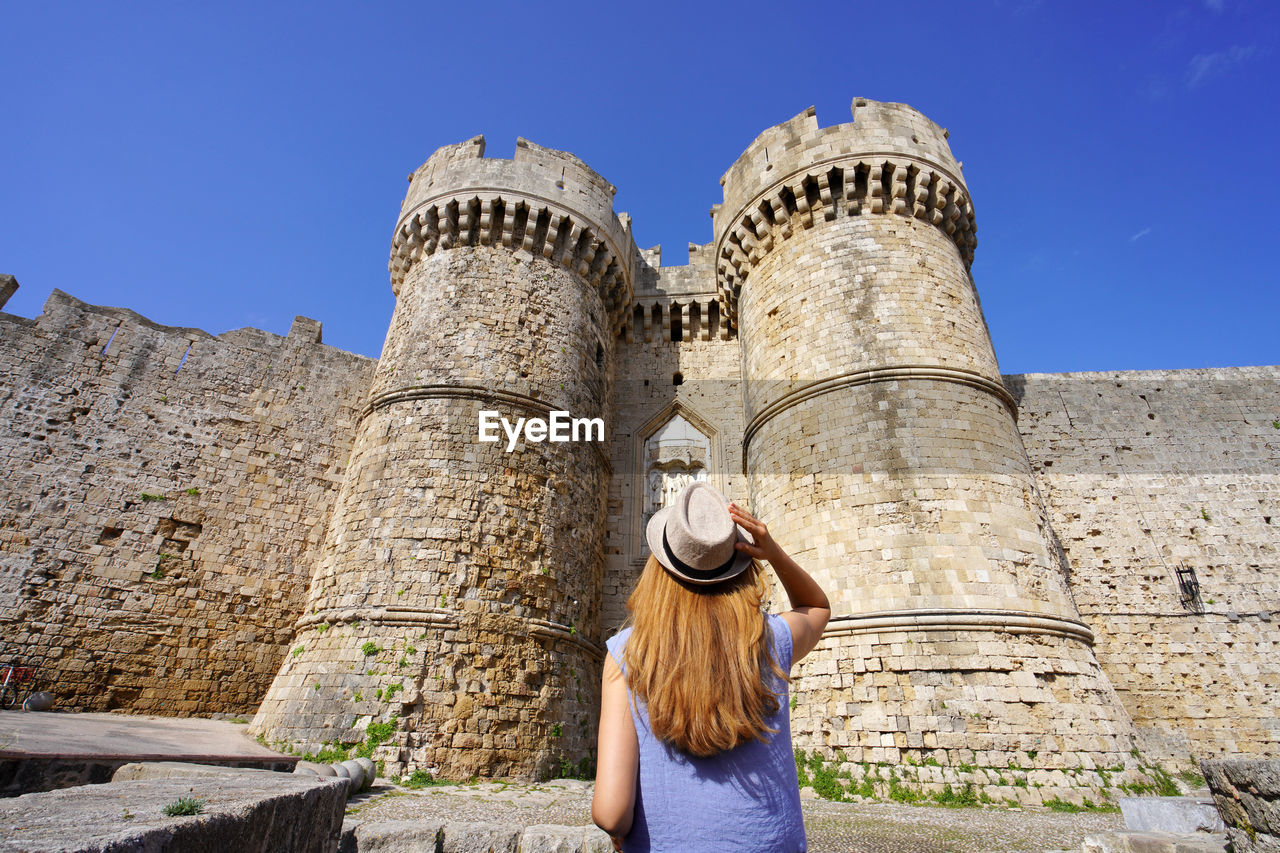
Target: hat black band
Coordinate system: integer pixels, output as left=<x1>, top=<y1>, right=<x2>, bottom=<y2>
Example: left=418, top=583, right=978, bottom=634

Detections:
left=662, top=528, right=738, bottom=582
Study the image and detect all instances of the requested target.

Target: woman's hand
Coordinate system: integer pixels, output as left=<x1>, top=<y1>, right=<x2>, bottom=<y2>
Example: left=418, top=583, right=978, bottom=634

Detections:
left=728, top=502, right=785, bottom=564
left=728, top=500, right=831, bottom=662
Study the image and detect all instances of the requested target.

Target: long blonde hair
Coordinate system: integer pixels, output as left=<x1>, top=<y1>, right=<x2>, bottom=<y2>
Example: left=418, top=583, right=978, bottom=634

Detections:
left=622, top=554, right=788, bottom=757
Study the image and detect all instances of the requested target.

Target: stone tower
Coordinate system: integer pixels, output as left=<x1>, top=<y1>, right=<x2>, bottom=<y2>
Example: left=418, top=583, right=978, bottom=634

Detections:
left=7, top=96, right=1278, bottom=800
left=713, top=100, right=1141, bottom=791
left=252, top=137, right=635, bottom=779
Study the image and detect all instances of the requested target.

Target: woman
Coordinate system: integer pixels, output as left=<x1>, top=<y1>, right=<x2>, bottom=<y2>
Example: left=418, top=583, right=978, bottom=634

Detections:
left=592, top=482, right=831, bottom=852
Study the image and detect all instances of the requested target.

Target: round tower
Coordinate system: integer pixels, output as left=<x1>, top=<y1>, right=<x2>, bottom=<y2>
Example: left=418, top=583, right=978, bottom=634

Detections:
left=252, top=137, right=634, bottom=780
left=715, top=100, right=1142, bottom=800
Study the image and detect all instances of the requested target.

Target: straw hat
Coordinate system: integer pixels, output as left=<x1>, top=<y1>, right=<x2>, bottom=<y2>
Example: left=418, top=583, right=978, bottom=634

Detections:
left=645, top=482, right=754, bottom=584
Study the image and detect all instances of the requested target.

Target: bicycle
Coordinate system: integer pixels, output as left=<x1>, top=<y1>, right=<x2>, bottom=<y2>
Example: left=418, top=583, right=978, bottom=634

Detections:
left=0, top=664, right=37, bottom=709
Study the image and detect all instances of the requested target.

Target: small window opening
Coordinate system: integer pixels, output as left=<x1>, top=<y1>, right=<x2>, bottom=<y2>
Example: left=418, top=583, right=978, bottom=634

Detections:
left=175, top=344, right=191, bottom=373
left=670, top=306, right=682, bottom=342
left=595, top=342, right=603, bottom=371
left=672, top=372, right=683, bottom=387
left=1175, top=565, right=1203, bottom=614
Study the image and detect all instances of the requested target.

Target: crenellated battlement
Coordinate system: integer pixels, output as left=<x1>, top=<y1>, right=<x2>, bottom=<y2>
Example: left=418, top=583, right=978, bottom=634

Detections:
left=2, top=284, right=363, bottom=365
left=389, top=137, right=636, bottom=335
left=400, top=136, right=622, bottom=223
left=717, top=99, right=961, bottom=203
left=622, top=242, right=731, bottom=343
left=712, top=99, right=976, bottom=329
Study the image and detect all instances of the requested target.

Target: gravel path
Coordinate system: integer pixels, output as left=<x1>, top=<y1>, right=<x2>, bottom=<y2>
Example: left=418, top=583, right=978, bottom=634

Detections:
left=345, top=779, right=1124, bottom=852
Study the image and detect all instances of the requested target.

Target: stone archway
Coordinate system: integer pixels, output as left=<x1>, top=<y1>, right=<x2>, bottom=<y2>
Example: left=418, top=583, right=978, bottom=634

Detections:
left=641, top=413, right=711, bottom=545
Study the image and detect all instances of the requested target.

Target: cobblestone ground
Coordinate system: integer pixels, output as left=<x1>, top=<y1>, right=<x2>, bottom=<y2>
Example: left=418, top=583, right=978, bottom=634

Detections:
left=345, top=780, right=1124, bottom=852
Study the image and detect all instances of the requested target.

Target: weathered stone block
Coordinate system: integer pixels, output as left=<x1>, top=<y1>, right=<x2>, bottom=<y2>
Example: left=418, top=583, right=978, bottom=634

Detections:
left=440, top=822, right=522, bottom=853
left=1203, top=758, right=1280, bottom=852
left=517, top=824, right=612, bottom=853
left=1120, top=797, right=1224, bottom=834
left=1082, top=830, right=1228, bottom=853
left=339, top=819, right=444, bottom=852
left=0, top=771, right=347, bottom=852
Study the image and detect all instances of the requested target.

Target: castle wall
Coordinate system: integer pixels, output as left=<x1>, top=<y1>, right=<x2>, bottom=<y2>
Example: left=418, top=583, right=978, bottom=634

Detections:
left=1012, top=367, right=1280, bottom=763
left=0, top=288, right=374, bottom=714
left=605, top=243, right=748, bottom=634
left=3, top=99, right=1277, bottom=798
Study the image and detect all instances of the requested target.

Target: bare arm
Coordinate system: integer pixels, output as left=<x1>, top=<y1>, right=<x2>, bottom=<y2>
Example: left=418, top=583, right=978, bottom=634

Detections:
left=729, top=502, right=831, bottom=662
left=591, top=652, right=638, bottom=845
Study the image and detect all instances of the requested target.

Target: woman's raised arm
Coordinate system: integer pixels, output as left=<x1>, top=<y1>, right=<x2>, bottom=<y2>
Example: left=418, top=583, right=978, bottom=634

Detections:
left=728, top=503, right=831, bottom=662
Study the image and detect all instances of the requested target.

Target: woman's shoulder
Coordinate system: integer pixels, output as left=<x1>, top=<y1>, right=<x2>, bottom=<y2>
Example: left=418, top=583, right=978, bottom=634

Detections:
left=605, top=625, right=633, bottom=666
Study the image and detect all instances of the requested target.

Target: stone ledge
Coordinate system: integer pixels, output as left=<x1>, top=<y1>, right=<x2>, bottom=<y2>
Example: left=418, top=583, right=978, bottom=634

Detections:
left=1082, top=830, right=1227, bottom=853
left=1119, top=796, right=1224, bottom=834
left=0, top=752, right=299, bottom=797
left=0, top=769, right=347, bottom=852
left=340, top=819, right=612, bottom=853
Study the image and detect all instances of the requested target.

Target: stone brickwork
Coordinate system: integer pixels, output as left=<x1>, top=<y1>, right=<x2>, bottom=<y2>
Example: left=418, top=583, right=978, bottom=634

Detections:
left=1013, top=369, right=1280, bottom=764
left=0, top=288, right=373, bottom=714
left=701, top=99, right=1146, bottom=801
left=714, top=100, right=976, bottom=328
left=604, top=241, right=749, bottom=635
left=252, top=138, right=635, bottom=780
left=1, top=98, right=1277, bottom=795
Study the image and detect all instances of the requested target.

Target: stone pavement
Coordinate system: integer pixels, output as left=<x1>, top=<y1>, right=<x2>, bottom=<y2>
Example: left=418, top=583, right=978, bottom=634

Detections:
left=0, top=710, right=281, bottom=759
left=344, top=778, right=1128, bottom=853
left=0, top=710, right=295, bottom=795
left=0, top=712, right=1138, bottom=851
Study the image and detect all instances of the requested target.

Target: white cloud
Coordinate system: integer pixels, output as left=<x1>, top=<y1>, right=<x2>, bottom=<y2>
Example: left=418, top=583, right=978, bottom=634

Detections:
left=1187, top=44, right=1257, bottom=88
left=1130, top=228, right=1152, bottom=243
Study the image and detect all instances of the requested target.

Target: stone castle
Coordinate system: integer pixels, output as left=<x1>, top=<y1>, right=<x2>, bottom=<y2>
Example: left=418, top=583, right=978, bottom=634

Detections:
left=2, top=98, right=1277, bottom=805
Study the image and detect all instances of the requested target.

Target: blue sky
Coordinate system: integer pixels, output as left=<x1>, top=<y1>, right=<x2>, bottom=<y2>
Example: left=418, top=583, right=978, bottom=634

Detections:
left=2, top=1, right=1276, bottom=374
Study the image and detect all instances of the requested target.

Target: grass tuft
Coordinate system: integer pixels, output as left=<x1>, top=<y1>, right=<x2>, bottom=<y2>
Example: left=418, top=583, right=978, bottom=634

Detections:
left=162, top=797, right=205, bottom=817
left=401, top=769, right=454, bottom=789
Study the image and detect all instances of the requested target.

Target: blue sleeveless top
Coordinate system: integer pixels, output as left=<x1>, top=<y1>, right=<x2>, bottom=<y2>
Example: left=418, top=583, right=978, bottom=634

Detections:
left=605, top=614, right=807, bottom=853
